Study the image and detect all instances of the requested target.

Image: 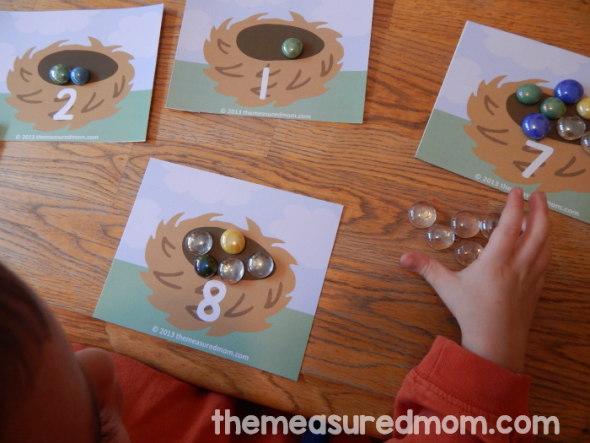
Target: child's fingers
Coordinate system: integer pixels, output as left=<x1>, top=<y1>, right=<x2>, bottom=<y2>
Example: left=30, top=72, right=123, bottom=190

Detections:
left=515, top=191, right=550, bottom=266
left=400, top=251, right=457, bottom=296
left=484, top=187, right=525, bottom=259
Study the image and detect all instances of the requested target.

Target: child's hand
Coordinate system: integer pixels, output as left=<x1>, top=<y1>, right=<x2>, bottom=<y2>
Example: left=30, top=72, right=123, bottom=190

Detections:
left=400, top=188, right=551, bottom=373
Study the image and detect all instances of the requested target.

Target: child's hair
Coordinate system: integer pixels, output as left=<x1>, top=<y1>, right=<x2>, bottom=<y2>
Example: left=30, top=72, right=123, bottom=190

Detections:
left=0, top=262, right=52, bottom=434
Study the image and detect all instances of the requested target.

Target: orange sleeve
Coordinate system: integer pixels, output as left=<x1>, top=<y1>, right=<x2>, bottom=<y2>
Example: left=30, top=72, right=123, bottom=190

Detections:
left=388, top=336, right=534, bottom=442
left=72, top=344, right=303, bottom=443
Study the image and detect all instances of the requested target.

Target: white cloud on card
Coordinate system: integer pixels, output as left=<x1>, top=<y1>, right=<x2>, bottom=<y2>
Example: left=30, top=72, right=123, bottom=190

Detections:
left=483, top=26, right=585, bottom=75
left=108, top=11, right=162, bottom=58
left=12, top=10, right=97, bottom=36
left=215, top=0, right=287, bottom=7
left=312, top=0, right=372, bottom=37
left=178, top=10, right=212, bottom=52
left=442, top=57, right=483, bottom=104
left=0, top=42, right=16, bottom=84
left=121, top=198, right=162, bottom=249
left=270, top=205, right=339, bottom=270
left=163, top=163, right=263, bottom=206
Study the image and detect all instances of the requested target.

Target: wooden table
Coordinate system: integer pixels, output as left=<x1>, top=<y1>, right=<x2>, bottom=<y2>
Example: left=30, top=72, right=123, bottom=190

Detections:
left=1, top=0, right=589, bottom=440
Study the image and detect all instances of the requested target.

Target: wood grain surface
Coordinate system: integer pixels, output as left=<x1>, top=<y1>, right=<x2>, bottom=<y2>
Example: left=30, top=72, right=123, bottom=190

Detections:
left=1, top=0, right=590, bottom=440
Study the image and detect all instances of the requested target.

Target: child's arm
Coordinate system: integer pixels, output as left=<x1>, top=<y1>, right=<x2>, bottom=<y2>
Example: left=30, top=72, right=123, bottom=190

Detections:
left=387, top=188, right=550, bottom=441
left=401, top=187, right=550, bottom=373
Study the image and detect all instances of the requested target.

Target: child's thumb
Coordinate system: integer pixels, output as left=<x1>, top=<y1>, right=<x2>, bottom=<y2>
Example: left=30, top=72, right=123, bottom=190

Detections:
left=400, top=251, right=456, bottom=296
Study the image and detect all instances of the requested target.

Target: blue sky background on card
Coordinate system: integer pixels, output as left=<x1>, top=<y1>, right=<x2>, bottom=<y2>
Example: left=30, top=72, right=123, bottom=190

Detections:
left=174, top=0, right=374, bottom=71
left=116, top=159, right=343, bottom=316
left=435, top=22, right=590, bottom=120
left=0, top=5, right=163, bottom=94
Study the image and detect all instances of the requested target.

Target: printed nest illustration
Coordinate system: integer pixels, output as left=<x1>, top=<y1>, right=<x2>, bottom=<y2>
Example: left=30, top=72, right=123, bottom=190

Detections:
left=465, top=76, right=590, bottom=193
left=6, top=38, right=134, bottom=131
left=142, top=213, right=297, bottom=337
left=203, top=12, right=344, bottom=107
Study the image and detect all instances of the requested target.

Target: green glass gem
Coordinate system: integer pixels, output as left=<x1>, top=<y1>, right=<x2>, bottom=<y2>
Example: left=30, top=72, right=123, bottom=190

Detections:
left=540, top=97, right=566, bottom=119
left=281, top=38, right=303, bottom=59
left=194, top=254, right=218, bottom=278
left=516, top=83, right=542, bottom=105
left=49, top=64, right=71, bottom=85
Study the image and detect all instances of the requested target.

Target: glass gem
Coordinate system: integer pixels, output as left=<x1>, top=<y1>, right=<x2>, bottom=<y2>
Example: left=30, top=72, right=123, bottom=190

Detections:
left=554, top=79, right=584, bottom=105
left=194, top=254, right=218, bottom=278
left=454, top=240, right=483, bottom=267
left=49, top=64, right=70, bottom=85
left=247, top=252, right=274, bottom=279
left=577, top=98, right=590, bottom=120
left=220, top=229, right=246, bottom=254
left=521, top=113, right=551, bottom=140
left=515, top=83, right=542, bottom=105
left=581, top=132, right=590, bottom=154
left=218, top=257, right=245, bottom=285
left=281, top=38, right=303, bottom=59
left=480, top=213, right=500, bottom=239
left=408, top=201, right=437, bottom=228
left=450, top=211, right=480, bottom=238
left=425, top=224, right=455, bottom=250
left=540, top=97, right=566, bottom=119
left=185, top=230, right=213, bottom=255
left=70, top=67, right=90, bottom=85
left=556, top=116, right=587, bottom=141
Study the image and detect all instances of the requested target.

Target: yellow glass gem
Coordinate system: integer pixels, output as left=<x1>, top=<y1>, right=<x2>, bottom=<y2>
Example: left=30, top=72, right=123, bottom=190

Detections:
left=220, top=229, right=246, bottom=254
left=577, top=97, right=590, bottom=120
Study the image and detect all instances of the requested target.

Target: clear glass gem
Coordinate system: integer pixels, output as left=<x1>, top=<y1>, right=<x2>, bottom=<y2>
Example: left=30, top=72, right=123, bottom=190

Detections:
left=408, top=201, right=437, bottom=228
left=185, top=230, right=213, bottom=255
left=425, top=224, right=455, bottom=250
left=247, top=252, right=274, bottom=279
left=218, top=257, right=245, bottom=285
left=556, top=116, right=586, bottom=141
left=450, top=211, right=480, bottom=238
left=481, top=213, right=500, bottom=239
left=581, top=132, right=590, bottom=154
left=454, top=240, right=484, bottom=267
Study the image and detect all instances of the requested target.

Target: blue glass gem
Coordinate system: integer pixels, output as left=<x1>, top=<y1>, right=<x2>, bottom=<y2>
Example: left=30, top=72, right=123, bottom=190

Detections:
left=554, top=79, right=584, bottom=105
left=49, top=64, right=70, bottom=85
left=281, top=38, right=303, bottom=59
left=70, top=67, right=90, bottom=86
left=521, top=113, right=551, bottom=140
left=194, top=254, right=218, bottom=278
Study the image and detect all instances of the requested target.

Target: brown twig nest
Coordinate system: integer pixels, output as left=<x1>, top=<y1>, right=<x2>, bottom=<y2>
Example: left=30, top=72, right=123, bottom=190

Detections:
left=6, top=38, right=134, bottom=131
left=203, top=12, right=344, bottom=107
left=465, top=76, right=590, bottom=193
left=142, top=213, right=297, bottom=337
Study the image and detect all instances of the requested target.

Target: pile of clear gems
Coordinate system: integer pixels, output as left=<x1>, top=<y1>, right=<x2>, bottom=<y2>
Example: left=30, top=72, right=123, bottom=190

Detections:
left=408, top=201, right=500, bottom=267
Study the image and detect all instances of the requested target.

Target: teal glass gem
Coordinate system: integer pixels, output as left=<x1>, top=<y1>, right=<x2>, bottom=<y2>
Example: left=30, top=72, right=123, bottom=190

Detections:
left=281, top=38, right=303, bottom=59
left=516, top=83, right=542, bottom=105
left=194, top=254, right=218, bottom=278
left=540, top=97, right=566, bottom=119
left=70, top=67, right=90, bottom=86
left=49, top=64, right=71, bottom=85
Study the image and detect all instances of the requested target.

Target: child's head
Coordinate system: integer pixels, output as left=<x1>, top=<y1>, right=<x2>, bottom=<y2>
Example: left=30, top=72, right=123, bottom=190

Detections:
left=0, top=262, right=129, bottom=443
